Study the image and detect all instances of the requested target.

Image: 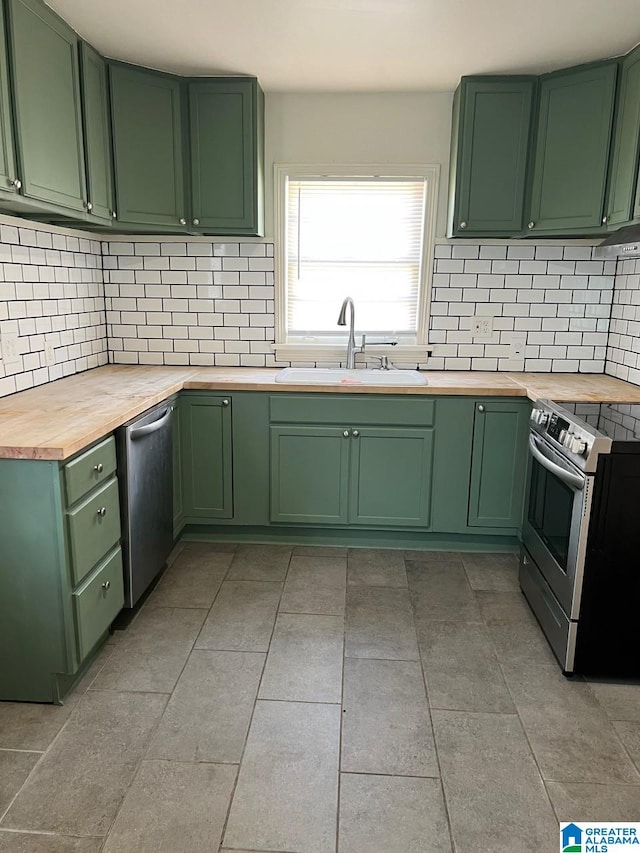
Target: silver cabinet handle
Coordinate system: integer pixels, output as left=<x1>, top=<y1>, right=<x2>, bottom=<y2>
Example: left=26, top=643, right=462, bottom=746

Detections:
left=94, top=463, right=104, bottom=474
left=101, top=580, right=111, bottom=591
left=9, top=178, right=21, bottom=190
left=130, top=407, right=172, bottom=440
left=352, top=429, right=360, bottom=438
left=97, top=507, right=107, bottom=517
left=193, top=218, right=200, bottom=226
left=111, top=210, right=117, bottom=219
left=179, top=217, right=187, bottom=225
left=343, top=430, right=350, bottom=438
left=459, top=221, right=467, bottom=229
left=527, top=221, right=535, bottom=229
left=478, top=404, right=485, bottom=412
left=222, top=399, right=230, bottom=407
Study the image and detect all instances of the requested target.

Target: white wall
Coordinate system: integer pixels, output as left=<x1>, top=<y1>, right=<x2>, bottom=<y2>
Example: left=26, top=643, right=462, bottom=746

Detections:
left=264, top=92, right=454, bottom=238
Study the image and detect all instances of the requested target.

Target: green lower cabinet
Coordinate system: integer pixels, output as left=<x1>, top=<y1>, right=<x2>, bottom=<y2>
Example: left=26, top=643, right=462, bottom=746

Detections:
left=468, top=400, right=530, bottom=529
left=349, top=427, right=433, bottom=527
left=181, top=394, right=233, bottom=519
left=270, top=425, right=350, bottom=524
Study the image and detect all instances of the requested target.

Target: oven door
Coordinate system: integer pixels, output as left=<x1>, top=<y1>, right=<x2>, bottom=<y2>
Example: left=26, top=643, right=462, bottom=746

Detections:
left=522, top=432, right=594, bottom=619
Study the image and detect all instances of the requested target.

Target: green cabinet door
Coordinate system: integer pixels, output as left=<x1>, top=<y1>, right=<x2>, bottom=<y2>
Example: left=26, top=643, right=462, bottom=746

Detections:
left=528, top=61, right=618, bottom=233
left=8, top=0, right=87, bottom=213
left=468, top=400, right=529, bottom=529
left=605, top=46, right=640, bottom=226
left=181, top=394, right=233, bottom=519
left=349, top=427, right=434, bottom=528
left=109, top=63, right=186, bottom=229
left=448, top=76, right=536, bottom=237
left=0, top=0, right=18, bottom=200
left=270, top=425, right=350, bottom=524
left=189, top=77, right=264, bottom=235
left=79, top=43, right=114, bottom=224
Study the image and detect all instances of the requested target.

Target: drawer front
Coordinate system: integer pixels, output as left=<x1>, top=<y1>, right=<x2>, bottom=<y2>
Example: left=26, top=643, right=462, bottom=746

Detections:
left=73, top=547, right=124, bottom=661
left=67, top=478, right=121, bottom=586
left=270, top=395, right=435, bottom=427
left=64, top=436, right=117, bottom=506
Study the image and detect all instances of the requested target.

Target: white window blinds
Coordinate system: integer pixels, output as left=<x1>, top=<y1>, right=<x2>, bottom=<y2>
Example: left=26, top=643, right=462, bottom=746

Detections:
left=286, top=177, right=427, bottom=340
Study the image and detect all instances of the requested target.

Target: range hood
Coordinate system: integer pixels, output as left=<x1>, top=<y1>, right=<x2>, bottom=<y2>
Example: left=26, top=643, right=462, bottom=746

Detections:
left=593, top=224, right=640, bottom=259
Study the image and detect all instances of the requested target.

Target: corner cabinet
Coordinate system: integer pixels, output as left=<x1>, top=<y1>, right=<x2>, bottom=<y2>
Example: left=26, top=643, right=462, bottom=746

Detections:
left=189, top=78, right=264, bottom=235
left=527, top=61, right=618, bottom=234
left=7, top=0, right=87, bottom=214
left=605, top=45, right=640, bottom=227
left=180, top=393, right=234, bottom=519
left=0, top=0, right=18, bottom=201
left=448, top=76, right=536, bottom=237
left=109, top=63, right=187, bottom=230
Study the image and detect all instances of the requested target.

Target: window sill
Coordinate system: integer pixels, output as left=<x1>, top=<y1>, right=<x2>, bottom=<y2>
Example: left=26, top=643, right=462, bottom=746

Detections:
left=273, top=343, right=434, bottom=365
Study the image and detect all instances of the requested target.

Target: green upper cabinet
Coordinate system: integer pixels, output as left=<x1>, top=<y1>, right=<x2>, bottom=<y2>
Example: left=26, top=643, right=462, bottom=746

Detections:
left=528, top=61, right=618, bottom=234
left=109, top=63, right=186, bottom=230
left=468, top=399, right=530, bottom=530
left=448, top=76, right=536, bottom=237
left=181, top=393, right=233, bottom=519
left=7, top=0, right=87, bottom=213
left=188, top=77, right=264, bottom=235
left=0, top=0, right=18, bottom=201
left=78, top=43, right=115, bottom=224
left=605, top=45, right=640, bottom=226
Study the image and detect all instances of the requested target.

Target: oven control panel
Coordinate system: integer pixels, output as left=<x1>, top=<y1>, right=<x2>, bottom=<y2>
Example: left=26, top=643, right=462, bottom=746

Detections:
left=529, top=400, right=611, bottom=473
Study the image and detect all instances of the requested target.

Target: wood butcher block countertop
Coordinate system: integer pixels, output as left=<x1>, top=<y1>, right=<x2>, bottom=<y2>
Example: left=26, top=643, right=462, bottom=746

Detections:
left=2, top=365, right=640, bottom=461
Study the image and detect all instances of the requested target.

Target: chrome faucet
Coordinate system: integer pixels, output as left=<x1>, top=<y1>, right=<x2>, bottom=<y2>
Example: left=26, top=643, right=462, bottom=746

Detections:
left=337, top=296, right=363, bottom=369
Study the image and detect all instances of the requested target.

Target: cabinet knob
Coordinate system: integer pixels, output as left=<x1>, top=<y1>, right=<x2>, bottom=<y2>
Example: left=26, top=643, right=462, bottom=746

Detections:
left=343, top=429, right=350, bottom=438
left=94, top=463, right=104, bottom=474
left=110, top=210, right=117, bottom=219
left=8, top=178, right=21, bottom=190
left=97, top=506, right=107, bottom=518
left=478, top=404, right=485, bottom=413
left=222, top=398, right=230, bottom=407
left=459, top=221, right=467, bottom=229
left=602, top=215, right=608, bottom=224
left=179, top=217, right=187, bottom=226
left=527, top=221, right=535, bottom=229
left=193, top=218, right=200, bottom=226
left=352, top=429, right=360, bottom=438
left=84, top=200, right=93, bottom=212
left=101, top=580, right=111, bottom=591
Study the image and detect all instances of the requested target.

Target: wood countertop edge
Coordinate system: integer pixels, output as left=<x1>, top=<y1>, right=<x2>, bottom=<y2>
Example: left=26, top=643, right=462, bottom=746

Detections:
left=2, top=366, right=640, bottom=461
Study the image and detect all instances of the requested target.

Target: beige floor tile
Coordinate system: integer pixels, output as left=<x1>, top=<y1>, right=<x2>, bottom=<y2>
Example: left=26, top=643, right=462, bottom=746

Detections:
left=339, top=774, right=452, bottom=853
left=226, top=544, right=292, bottom=582
left=546, top=781, right=640, bottom=821
left=488, top=619, right=558, bottom=665
left=613, top=721, right=640, bottom=771
left=460, top=552, right=519, bottom=591
left=2, top=691, right=167, bottom=836
left=223, top=700, right=340, bottom=853
left=0, top=752, right=40, bottom=815
left=292, top=545, right=348, bottom=557
left=403, top=550, right=462, bottom=564
left=195, top=581, right=282, bottom=652
left=341, top=658, right=438, bottom=777
left=102, top=760, right=236, bottom=853
left=345, top=587, right=419, bottom=661
left=279, top=556, right=347, bottom=616
left=475, top=590, right=534, bottom=624
left=0, top=833, right=102, bottom=853
left=147, top=551, right=232, bottom=608
left=407, top=561, right=483, bottom=623
left=587, top=680, right=640, bottom=721
left=259, top=614, right=343, bottom=703
left=347, top=548, right=407, bottom=587
left=147, top=650, right=264, bottom=762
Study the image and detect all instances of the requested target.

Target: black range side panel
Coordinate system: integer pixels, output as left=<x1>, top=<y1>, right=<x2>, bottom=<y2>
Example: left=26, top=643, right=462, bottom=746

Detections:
left=575, top=451, right=640, bottom=677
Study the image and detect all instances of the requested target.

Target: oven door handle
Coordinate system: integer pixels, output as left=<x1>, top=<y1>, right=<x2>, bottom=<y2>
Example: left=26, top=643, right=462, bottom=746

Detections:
left=528, top=435, right=586, bottom=491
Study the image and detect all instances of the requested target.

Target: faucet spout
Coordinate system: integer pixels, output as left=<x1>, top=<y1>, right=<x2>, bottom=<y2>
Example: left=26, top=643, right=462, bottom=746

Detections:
left=337, top=297, right=357, bottom=369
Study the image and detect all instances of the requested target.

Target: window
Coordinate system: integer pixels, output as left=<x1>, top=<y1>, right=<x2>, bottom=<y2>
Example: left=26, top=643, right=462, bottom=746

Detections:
left=274, top=164, right=438, bottom=363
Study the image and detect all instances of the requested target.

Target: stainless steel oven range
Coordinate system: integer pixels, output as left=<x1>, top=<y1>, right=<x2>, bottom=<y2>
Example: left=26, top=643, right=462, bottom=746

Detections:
left=521, top=399, right=640, bottom=677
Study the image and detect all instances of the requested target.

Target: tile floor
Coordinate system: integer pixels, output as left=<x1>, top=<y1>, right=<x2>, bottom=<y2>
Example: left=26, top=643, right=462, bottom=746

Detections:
left=1, top=542, right=640, bottom=852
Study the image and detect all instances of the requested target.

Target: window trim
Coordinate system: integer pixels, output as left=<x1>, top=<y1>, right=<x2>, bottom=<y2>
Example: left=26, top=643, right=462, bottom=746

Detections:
left=273, top=163, right=438, bottom=364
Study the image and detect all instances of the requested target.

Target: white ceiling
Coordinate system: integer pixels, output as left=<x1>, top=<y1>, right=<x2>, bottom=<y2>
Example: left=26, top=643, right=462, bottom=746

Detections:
left=47, top=0, right=640, bottom=92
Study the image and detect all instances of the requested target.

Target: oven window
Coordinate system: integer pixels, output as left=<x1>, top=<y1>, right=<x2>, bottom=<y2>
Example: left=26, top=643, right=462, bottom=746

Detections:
left=528, top=458, right=574, bottom=573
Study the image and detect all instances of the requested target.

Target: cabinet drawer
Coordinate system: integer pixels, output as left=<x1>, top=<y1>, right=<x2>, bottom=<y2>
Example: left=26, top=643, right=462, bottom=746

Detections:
left=67, top=478, right=121, bottom=585
left=73, top=547, right=124, bottom=661
left=64, top=436, right=117, bottom=506
left=270, top=395, right=435, bottom=427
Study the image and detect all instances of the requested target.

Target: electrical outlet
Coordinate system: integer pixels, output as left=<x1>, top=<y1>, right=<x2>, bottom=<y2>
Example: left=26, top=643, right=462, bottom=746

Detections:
left=0, top=333, right=21, bottom=365
left=471, top=316, right=494, bottom=339
left=44, top=337, right=56, bottom=367
left=510, top=332, right=527, bottom=361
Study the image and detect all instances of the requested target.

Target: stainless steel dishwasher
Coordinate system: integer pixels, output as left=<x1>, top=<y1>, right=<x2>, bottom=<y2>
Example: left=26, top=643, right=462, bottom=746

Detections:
left=116, top=400, right=174, bottom=608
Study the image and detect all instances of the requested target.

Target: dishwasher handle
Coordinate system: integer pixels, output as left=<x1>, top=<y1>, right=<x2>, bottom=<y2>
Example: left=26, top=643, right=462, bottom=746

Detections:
left=129, top=406, right=173, bottom=440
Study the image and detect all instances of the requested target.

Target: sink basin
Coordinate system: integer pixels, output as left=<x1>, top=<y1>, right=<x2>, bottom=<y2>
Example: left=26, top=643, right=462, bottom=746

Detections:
left=275, top=368, right=428, bottom=386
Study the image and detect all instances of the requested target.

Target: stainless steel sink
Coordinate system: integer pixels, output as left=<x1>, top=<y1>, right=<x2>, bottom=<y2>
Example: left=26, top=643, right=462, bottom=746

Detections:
left=275, top=368, right=428, bottom=386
